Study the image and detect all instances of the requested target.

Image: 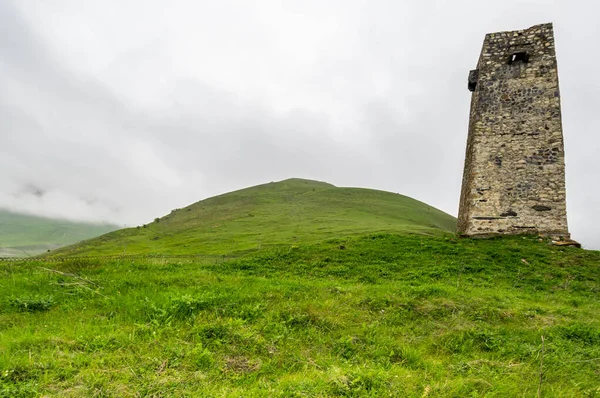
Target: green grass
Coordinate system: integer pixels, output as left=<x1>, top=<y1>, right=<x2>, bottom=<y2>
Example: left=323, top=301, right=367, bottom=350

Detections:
left=2, top=179, right=597, bottom=396
left=0, top=210, right=118, bottom=257
left=49, top=178, right=456, bottom=257
left=1, top=234, right=598, bottom=396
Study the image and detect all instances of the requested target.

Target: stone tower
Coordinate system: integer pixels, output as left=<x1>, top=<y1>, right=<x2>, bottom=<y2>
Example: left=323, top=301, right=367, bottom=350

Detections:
left=457, top=23, right=570, bottom=238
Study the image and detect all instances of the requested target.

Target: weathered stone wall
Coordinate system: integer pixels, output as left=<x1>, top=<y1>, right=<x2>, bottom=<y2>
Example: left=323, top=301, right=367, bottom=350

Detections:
left=457, top=23, right=570, bottom=238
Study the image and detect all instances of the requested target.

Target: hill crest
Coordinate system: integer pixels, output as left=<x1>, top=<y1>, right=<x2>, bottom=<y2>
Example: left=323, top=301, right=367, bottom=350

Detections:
left=50, top=178, right=456, bottom=257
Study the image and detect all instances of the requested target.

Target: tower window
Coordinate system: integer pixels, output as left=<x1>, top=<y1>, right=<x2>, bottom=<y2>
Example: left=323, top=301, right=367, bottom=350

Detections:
left=508, top=52, right=529, bottom=65
left=468, top=69, right=479, bottom=92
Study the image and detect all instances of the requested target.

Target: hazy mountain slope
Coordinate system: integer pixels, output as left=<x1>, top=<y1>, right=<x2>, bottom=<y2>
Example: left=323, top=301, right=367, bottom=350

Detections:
left=51, top=178, right=456, bottom=256
left=0, top=210, right=118, bottom=257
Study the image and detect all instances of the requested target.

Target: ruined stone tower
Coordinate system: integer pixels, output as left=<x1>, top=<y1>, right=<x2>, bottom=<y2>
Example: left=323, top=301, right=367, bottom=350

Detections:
left=457, top=23, right=570, bottom=238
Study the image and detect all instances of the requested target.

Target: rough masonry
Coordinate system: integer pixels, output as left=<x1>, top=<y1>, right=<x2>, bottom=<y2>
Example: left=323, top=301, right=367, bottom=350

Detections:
left=457, top=23, right=570, bottom=238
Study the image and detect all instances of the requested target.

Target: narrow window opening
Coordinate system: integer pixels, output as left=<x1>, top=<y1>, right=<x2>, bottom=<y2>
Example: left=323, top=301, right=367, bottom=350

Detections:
left=467, top=69, right=479, bottom=92
left=508, top=52, right=529, bottom=65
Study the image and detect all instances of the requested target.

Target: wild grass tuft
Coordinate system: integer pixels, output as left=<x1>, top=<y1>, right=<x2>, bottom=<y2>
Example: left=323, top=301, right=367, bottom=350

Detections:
left=7, top=295, right=54, bottom=313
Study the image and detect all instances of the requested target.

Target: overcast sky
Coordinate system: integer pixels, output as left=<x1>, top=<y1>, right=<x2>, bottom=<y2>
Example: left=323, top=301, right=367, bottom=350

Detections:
left=1, top=0, right=598, bottom=249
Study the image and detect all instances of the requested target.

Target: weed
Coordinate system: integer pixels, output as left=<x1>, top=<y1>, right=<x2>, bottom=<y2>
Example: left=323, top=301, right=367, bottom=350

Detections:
left=167, top=294, right=222, bottom=320
left=8, top=296, right=54, bottom=313
left=189, top=344, right=215, bottom=371
left=557, top=323, right=600, bottom=345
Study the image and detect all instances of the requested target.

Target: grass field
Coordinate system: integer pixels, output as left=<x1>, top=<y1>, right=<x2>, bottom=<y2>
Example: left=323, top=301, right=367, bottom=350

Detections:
left=1, top=234, right=599, bottom=397
left=0, top=210, right=117, bottom=257
left=1, top=179, right=598, bottom=396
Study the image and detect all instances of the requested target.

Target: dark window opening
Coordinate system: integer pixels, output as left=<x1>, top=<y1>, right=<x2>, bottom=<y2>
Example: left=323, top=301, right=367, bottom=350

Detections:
left=468, top=80, right=477, bottom=92
left=467, top=69, right=479, bottom=92
left=508, top=52, right=529, bottom=65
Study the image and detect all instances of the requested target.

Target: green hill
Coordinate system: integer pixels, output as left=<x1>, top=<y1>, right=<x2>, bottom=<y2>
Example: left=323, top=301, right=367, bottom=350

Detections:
left=0, top=210, right=118, bottom=257
left=2, top=179, right=598, bottom=396
left=51, top=178, right=456, bottom=257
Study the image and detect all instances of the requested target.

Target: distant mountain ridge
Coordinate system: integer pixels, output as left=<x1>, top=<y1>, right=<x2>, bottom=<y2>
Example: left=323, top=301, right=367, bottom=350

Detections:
left=50, top=178, right=457, bottom=257
left=0, top=209, right=118, bottom=257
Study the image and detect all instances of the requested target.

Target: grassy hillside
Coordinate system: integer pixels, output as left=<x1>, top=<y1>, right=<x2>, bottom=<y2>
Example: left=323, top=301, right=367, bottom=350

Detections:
left=2, top=179, right=597, bottom=396
left=50, top=178, right=456, bottom=257
left=1, top=234, right=598, bottom=396
left=0, top=210, right=118, bottom=257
